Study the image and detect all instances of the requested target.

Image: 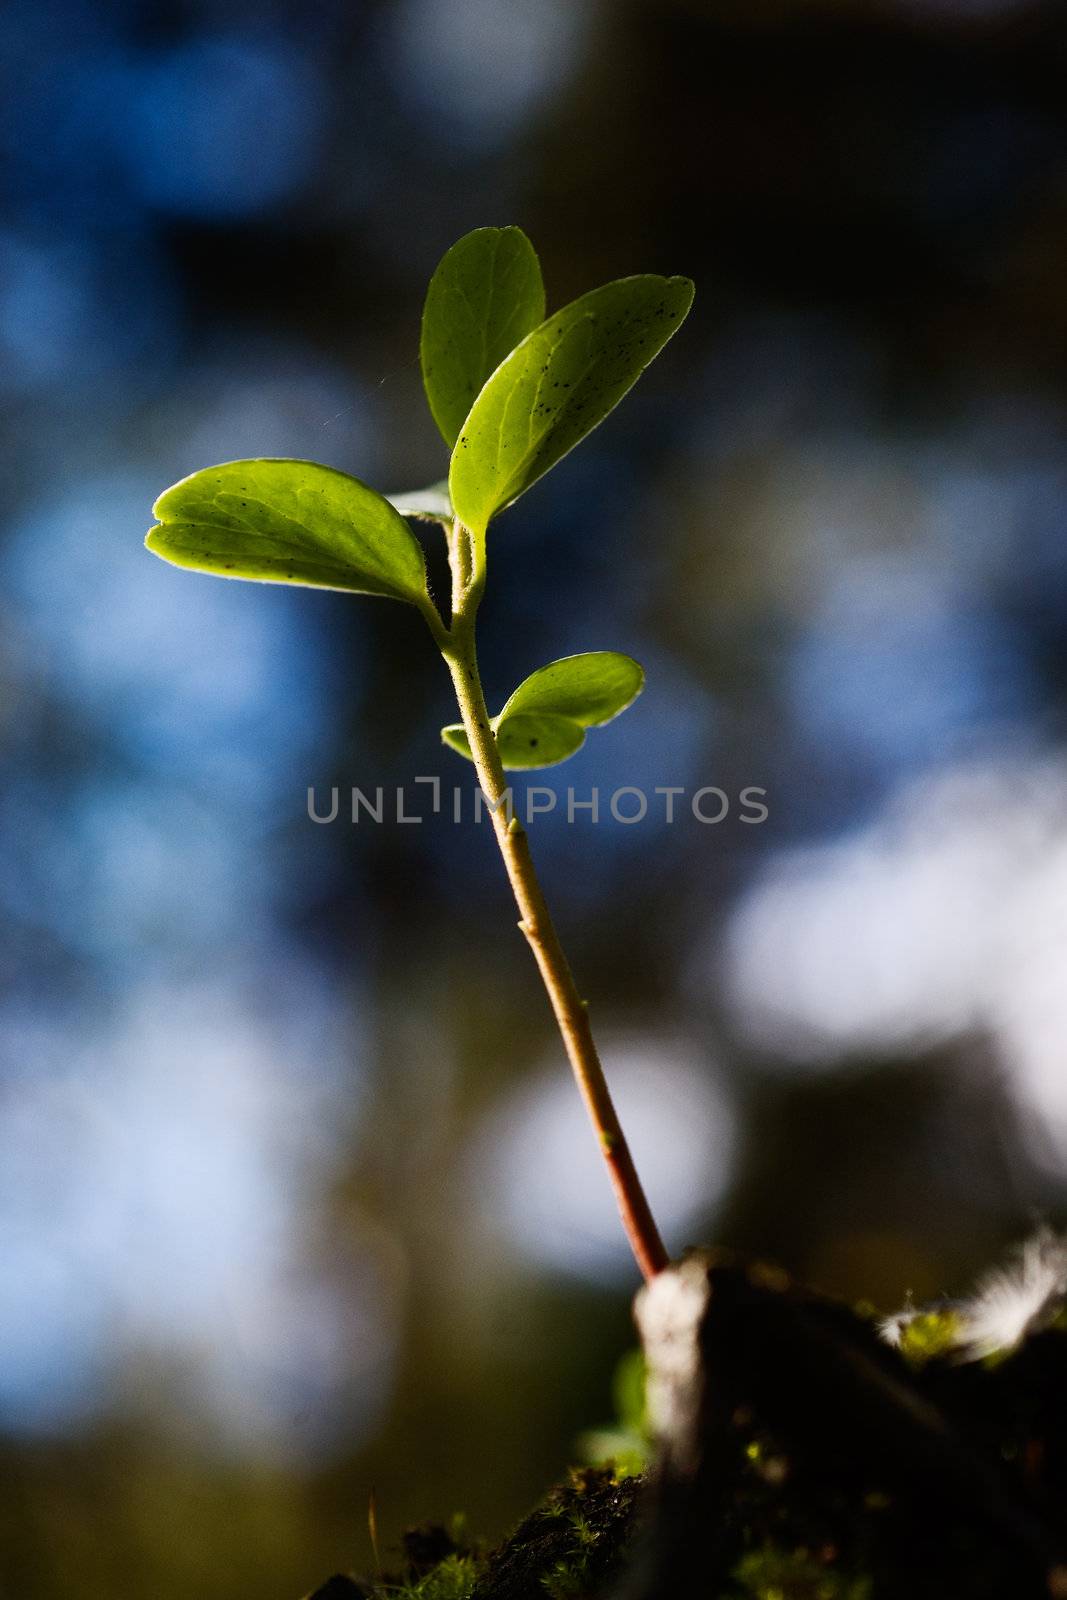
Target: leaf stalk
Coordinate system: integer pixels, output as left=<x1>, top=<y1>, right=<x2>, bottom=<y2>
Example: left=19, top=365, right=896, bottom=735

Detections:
left=439, top=524, right=668, bottom=1283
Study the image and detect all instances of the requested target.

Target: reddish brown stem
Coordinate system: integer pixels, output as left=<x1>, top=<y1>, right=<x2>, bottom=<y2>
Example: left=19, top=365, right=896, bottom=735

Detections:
left=443, top=597, right=668, bottom=1283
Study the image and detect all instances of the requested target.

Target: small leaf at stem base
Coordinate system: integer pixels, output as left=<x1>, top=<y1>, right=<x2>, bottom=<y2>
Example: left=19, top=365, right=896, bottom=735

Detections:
left=441, top=652, right=643, bottom=771
left=499, top=651, right=644, bottom=726
left=386, top=481, right=454, bottom=522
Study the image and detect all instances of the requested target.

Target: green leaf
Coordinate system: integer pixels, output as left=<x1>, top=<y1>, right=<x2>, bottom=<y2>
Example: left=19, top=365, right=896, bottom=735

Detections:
left=441, top=652, right=644, bottom=771
left=499, top=651, right=644, bottom=727
left=386, top=480, right=453, bottom=523
left=146, top=458, right=429, bottom=605
left=441, top=724, right=473, bottom=760
left=449, top=273, right=694, bottom=532
left=612, top=1349, right=648, bottom=1438
left=421, top=226, right=545, bottom=449
left=496, top=713, right=586, bottom=768
left=441, top=714, right=585, bottom=770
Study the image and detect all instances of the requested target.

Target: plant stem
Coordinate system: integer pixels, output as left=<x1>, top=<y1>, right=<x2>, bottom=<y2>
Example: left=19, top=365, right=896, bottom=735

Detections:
left=439, top=529, right=668, bottom=1284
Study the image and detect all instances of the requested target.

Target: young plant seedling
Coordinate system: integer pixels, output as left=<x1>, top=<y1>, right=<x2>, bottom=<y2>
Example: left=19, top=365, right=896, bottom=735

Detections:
left=147, top=226, right=694, bottom=1283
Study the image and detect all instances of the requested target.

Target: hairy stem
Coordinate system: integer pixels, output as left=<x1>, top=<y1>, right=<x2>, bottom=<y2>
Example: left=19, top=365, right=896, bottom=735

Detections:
left=440, top=527, right=668, bottom=1283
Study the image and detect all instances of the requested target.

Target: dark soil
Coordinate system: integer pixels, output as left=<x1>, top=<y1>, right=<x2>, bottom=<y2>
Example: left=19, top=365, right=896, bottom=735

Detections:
left=306, top=1250, right=1067, bottom=1600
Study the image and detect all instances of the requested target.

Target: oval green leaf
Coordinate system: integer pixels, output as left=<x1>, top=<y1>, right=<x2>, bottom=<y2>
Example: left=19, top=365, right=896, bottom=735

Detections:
left=496, top=712, right=586, bottom=768
left=441, top=651, right=644, bottom=771
left=449, top=273, right=694, bottom=532
left=498, top=651, right=644, bottom=727
left=421, top=227, right=545, bottom=449
left=441, top=713, right=585, bottom=771
left=146, top=458, right=429, bottom=605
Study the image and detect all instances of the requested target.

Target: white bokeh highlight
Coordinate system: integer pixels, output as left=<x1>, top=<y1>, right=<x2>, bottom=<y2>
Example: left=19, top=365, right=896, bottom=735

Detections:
left=0, top=979, right=394, bottom=1455
left=720, top=748, right=1067, bottom=1165
left=476, top=1033, right=734, bottom=1281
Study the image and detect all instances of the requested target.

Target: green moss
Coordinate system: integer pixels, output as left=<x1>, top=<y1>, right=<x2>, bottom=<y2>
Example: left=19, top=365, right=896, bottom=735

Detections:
left=567, top=1510, right=597, bottom=1548
left=468, top=1468, right=637, bottom=1599
left=392, top=1554, right=480, bottom=1600
left=541, top=1555, right=592, bottom=1599
left=732, top=1544, right=872, bottom=1600
left=896, top=1309, right=961, bottom=1366
left=538, top=1479, right=618, bottom=1597
left=420, top=1554, right=480, bottom=1599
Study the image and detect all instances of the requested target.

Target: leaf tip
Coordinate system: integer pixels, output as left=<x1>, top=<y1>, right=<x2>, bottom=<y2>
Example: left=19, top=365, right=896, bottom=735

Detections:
left=440, top=723, right=474, bottom=761
left=672, top=274, right=696, bottom=310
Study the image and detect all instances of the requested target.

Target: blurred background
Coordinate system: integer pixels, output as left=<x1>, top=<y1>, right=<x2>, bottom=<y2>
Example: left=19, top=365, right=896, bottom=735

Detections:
left=4, top=0, right=1067, bottom=1593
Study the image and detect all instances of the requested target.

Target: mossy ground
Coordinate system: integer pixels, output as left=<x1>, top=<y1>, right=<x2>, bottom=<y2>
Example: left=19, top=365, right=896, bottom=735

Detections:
left=307, top=1291, right=1067, bottom=1599
left=306, top=1469, right=641, bottom=1600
